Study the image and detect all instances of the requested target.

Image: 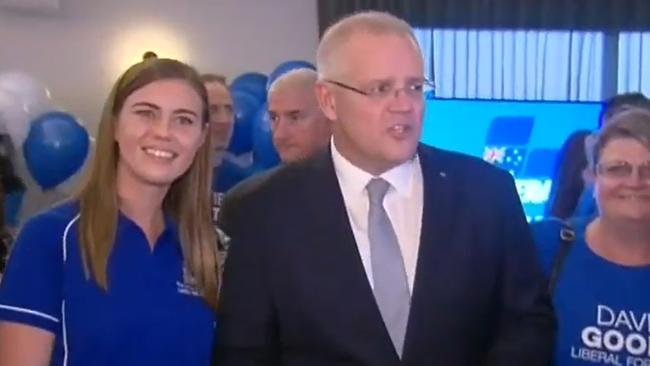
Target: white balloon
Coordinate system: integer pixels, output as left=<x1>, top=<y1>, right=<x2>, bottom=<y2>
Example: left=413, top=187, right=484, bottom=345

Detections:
left=0, top=72, right=55, bottom=149
left=0, top=71, right=51, bottom=116
left=0, top=89, right=31, bottom=148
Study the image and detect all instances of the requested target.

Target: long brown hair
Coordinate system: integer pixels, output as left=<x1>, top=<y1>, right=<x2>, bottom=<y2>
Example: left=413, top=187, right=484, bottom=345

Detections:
left=76, top=58, right=219, bottom=309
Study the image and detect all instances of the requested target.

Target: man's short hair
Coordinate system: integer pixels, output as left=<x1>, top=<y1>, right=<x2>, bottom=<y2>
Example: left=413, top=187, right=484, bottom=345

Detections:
left=599, top=92, right=650, bottom=127
left=268, top=68, right=318, bottom=97
left=316, top=11, right=419, bottom=80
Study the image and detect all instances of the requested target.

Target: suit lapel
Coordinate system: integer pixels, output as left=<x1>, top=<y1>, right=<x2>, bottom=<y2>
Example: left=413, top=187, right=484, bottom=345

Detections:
left=301, top=149, right=400, bottom=365
left=402, top=145, right=457, bottom=363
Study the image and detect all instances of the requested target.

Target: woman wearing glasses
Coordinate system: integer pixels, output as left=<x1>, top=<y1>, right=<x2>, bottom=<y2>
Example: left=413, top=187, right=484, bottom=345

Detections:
left=535, top=108, right=650, bottom=366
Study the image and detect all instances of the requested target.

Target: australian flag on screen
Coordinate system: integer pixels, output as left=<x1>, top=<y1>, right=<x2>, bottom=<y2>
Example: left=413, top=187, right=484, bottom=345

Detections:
left=481, top=115, right=559, bottom=179
left=483, top=146, right=526, bottom=175
left=481, top=115, right=534, bottom=176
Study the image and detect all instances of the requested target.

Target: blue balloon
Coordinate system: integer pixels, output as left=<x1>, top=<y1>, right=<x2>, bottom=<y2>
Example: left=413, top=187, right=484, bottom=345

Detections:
left=227, top=91, right=261, bottom=155
left=23, top=111, right=89, bottom=189
left=267, top=60, right=316, bottom=90
left=251, top=103, right=280, bottom=169
left=230, top=72, right=268, bottom=104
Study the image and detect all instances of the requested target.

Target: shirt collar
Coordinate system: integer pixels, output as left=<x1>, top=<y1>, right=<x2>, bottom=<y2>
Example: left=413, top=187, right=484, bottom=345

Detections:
left=330, top=138, right=418, bottom=197
left=117, top=209, right=179, bottom=244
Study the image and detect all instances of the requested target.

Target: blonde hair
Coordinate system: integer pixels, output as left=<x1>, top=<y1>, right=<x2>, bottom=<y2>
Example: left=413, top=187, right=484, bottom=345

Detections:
left=592, top=107, right=650, bottom=169
left=76, top=58, right=219, bottom=310
left=316, top=11, right=420, bottom=80
left=268, top=68, right=318, bottom=97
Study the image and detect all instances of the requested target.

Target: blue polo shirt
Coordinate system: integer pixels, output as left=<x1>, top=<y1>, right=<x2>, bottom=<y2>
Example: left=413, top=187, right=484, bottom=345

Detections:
left=0, top=202, right=216, bottom=366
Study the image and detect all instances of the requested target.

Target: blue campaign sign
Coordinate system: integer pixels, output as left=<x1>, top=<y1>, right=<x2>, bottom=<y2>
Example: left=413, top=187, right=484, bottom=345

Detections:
left=421, top=98, right=602, bottom=221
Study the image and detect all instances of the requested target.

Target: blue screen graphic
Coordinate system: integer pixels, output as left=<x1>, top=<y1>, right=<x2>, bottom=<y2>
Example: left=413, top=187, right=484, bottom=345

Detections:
left=420, top=99, right=602, bottom=221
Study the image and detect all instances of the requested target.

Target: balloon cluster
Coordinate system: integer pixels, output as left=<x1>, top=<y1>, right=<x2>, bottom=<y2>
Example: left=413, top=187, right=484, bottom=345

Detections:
left=0, top=71, right=90, bottom=224
left=218, top=60, right=315, bottom=189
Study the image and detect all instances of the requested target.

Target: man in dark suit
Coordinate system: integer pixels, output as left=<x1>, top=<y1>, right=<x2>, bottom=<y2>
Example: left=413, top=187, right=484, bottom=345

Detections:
left=215, top=10, right=555, bottom=366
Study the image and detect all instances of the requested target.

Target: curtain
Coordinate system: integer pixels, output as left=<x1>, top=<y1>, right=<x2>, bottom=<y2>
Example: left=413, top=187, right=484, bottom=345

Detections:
left=415, top=29, right=604, bottom=101
left=318, top=0, right=650, bottom=36
left=617, top=32, right=650, bottom=95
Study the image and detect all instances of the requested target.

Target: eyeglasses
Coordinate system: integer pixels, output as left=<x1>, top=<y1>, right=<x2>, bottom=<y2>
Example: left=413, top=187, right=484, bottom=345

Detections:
left=324, top=78, right=435, bottom=100
left=596, top=161, right=650, bottom=181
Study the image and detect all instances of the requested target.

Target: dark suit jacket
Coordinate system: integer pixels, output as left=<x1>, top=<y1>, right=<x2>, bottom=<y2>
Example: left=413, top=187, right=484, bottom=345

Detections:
left=214, top=144, right=556, bottom=366
left=217, top=167, right=277, bottom=238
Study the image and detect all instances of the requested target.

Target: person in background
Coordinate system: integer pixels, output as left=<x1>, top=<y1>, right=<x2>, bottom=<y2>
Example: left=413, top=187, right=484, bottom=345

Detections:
left=598, top=93, right=650, bottom=129
left=545, top=130, right=591, bottom=219
left=216, top=68, right=331, bottom=238
left=0, top=198, right=15, bottom=278
left=215, top=11, right=555, bottom=365
left=201, top=73, right=243, bottom=261
left=0, top=58, right=219, bottom=366
left=202, top=73, right=235, bottom=167
left=0, top=183, right=5, bottom=275
left=533, top=108, right=650, bottom=366
left=0, top=149, right=25, bottom=273
left=586, top=93, right=650, bottom=170
left=267, top=68, right=331, bottom=163
left=202, top=73, right=248, bottom=195
left=143, top=51, right=158, bottom=61
left=0, top=170, right=14, bottom=275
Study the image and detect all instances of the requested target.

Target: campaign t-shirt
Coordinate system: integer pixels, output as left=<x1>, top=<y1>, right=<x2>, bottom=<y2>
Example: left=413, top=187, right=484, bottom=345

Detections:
left=550, top=233, right=650, bottom=366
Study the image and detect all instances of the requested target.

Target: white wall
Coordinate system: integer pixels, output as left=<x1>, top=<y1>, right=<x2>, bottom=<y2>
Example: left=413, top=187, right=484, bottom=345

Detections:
left=0, top=0, right=319, bottom=132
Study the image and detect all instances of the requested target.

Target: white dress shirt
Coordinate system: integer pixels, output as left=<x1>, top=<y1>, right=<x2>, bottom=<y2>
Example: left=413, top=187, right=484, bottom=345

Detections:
left=331, top=140, right=424, bottom=293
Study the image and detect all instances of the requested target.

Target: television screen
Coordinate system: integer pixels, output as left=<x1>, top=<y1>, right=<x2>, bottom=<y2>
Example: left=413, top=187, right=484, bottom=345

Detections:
left=421, top=99, right=603, bottom=221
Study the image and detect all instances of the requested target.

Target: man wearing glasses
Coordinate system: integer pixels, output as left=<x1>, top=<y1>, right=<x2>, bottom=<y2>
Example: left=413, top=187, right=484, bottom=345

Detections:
left=215, top=11, right=555, bottom=366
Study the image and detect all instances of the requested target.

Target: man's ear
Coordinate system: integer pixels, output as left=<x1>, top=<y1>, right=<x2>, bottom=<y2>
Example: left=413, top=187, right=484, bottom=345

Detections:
left=315, top=81, right=337, bottom=122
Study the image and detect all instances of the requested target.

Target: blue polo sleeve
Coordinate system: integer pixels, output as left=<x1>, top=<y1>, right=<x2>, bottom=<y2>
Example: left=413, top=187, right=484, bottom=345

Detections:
left=0, top=211, right=64, bottom=334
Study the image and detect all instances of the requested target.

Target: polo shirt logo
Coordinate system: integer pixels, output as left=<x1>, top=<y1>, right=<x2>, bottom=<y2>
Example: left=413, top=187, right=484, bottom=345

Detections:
left=177, top=267, right=201, bottom=297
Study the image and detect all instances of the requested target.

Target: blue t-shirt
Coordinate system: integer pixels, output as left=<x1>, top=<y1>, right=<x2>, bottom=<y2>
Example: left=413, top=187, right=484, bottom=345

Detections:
left=0, top=202, right=216, bottom=366
left=535, top=225, right=650, bottom=366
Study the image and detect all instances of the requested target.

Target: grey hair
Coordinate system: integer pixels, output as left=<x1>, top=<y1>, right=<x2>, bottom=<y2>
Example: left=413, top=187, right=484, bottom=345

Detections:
left=268, top=68, right=318, bottom=97
left=316, top=11, right=420, bottom=80
left=591, top=107, right=650, bottom=168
